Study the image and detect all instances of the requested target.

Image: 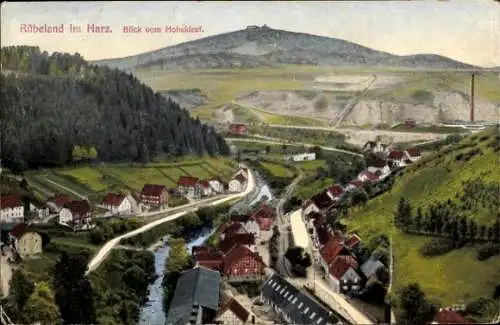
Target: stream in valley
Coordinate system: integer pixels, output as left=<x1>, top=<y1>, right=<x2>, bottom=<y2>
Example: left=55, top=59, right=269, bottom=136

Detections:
left=137, top=227, right=215, bottom=325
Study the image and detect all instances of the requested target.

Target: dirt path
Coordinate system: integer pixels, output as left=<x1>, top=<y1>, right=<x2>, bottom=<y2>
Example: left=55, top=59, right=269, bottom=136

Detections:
left=44, top=178, right=87, bottom=199
left=0, top=253, right=12, bottom=298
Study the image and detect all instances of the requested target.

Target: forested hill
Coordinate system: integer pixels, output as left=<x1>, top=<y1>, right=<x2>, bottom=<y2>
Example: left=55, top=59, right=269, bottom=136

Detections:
left=0, top=46, right=229, bottom=172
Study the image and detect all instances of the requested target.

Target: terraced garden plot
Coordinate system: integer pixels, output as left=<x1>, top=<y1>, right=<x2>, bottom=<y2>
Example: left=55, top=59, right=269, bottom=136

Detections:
left=58, top=167, right=108, bottom=192
left=99, top=167, right=173, bottom=190
left=259, top=161, right=295, bottom=178
left=295, top=160, right=327, bottom=170
left=177, top=165, right=214, bottom=180
left=157, top=167, right=188, bottom=187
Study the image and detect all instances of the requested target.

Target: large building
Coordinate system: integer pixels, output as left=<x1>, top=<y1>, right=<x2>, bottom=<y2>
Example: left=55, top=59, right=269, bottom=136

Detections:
left=1, top=195, right=25, bottom=225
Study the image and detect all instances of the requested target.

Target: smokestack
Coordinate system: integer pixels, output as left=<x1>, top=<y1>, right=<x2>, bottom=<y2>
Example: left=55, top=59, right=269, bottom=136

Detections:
left=470, top=73, right=475, bottom=122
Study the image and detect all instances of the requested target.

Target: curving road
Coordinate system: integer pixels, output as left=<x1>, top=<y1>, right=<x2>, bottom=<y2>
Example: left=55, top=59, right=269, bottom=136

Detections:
left=225, top=136, right=364, bottom=158
left=86, top=168, right=256, bottom=275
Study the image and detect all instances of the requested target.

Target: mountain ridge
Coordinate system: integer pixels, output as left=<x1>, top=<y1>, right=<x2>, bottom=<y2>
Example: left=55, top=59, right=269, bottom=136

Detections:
left=92, top=26, right=481, bottom=70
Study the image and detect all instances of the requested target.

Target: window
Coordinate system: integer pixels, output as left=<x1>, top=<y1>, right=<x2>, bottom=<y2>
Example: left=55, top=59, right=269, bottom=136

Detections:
left=316, top=317, right=323, bottom=324
left=280, top=288, right=286, bottom=295
left=292, top=297, right=298, bottom=304
left=298, top=302, right=303, bottom=309
left=303, top=307, right=310, bottom=314
left=310, top=312, right=316, bottom=319
left=284, top=292, right=289, bottom=298
left=275, top=285, right=281, bottom=291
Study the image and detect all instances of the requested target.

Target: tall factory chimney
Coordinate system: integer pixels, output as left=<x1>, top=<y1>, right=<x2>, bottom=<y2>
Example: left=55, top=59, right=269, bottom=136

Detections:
left=470, top=73, right=475, bottom=122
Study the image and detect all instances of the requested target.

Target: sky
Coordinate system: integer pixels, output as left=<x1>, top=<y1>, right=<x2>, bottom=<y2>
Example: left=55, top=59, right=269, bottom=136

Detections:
left=1, top=1, right=499, bottom=67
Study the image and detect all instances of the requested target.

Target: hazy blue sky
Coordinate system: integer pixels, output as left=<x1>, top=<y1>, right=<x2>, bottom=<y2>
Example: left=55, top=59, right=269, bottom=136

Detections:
left=1, top=1, right=499, bottom=67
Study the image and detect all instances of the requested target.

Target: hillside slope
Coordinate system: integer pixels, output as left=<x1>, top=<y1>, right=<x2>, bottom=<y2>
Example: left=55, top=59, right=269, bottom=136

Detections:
left=343, top=127, right=500, bottom=309
left=0, top=46, right=229, bottom=171
left=92, top=26, right=478, bottom=71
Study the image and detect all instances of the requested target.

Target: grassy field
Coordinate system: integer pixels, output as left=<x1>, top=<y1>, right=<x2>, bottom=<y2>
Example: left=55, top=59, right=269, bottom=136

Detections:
left=390, top=124, right=469, bottom=134
left=259, top=161, right=295, bottom=178
left=23, top=156, right=238, bottom=203
left=343, top=128, right=500, bottom=306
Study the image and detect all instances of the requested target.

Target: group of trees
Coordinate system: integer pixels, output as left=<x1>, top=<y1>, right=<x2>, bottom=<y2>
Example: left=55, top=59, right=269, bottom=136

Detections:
left=269, top=225, right=280, bottom=269
left=394, top=283, right=437, bottom=325
left=0, top=46, right=229, bottom=172
left=284, top=246, right=312, bottom=277
left=71, top=145, right=98, bottom=162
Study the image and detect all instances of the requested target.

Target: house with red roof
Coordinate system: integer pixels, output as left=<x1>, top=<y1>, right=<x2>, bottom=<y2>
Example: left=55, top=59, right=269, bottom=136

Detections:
left=229, top=173, right=247, bottom=193
left=432, top=308, right=476, bottom=324
left=345, top=179, right=364, bottom=192
left=1, top=194, right=25, bottom=224
left=198, top=180, right=214, bottom=197
left=229, top=123, right=248, bottom=136
left=367, top=160, right=391, bottom=179
left=405, top=147, right=422, bottom=163
left=387, top=150, right=407, bottom=168
left=304, top=190, right=334, bottom=216
left=9, top=223, right=43, bottom=259
left=214, top=297, right=253, bottom=325
left=327, top=255, right=362, bottom=293
left=344, top=234, right=362, bottom=249
left=318, top=237, right=349, bottom=274
left=46, top=195, right=72, bottom=213
left=219, top=233, right=256, bottom=254
left=223, top=245, right=266, bottom=283
left=193, top=251, right=225, bottom=272
left=326, top=185, right=344, bottom=201
left=177, top=176, right=203, bottom=200
left=357, top=171, right=379, bottom=183
left=140, top=184, right=168, bottom=207
left=58, top=200, right=92, bottom=230
left=102, top=193, right=135, bottom=215
left=220, top=222, right=249, bottom=241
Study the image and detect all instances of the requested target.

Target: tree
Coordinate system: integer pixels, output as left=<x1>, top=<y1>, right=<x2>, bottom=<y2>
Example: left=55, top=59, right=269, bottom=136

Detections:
left=53, top=251, right=97, bottom=324
left=414, top=207, right=423, bottom=230
left=87, top=146, right=98, bottom=160
left=395, top=197, right=407, bottom=228
left=395, top=283, right=437, bottom=325
left=7, top=269, right=35, bottom=318
left=22, top=281, right=62, bottom=325
left=71, top=145, right=84, bottom=162
left=165, top=238, right=190, bottom=274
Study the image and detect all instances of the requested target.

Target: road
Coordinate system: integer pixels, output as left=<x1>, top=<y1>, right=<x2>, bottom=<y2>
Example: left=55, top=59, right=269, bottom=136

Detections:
left=275, top=171, right=304, bottom=277
left=85, top=167, right=256, bottom=275
left=44, top=178, right=87, bottom=199
left=225, top=136, right=364, bottom=158
left=0, top=252, right=12, bottom=298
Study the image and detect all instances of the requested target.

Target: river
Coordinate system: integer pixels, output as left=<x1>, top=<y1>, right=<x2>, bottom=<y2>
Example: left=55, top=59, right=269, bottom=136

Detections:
left=137, top=227, right=216, bottom=325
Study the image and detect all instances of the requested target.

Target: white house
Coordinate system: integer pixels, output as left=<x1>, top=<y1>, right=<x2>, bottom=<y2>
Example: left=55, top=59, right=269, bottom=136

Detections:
left=328, top=256, right=362, bottom=293
left=199, top=180, right=214, bottom=196
left=1, top=195, right=24, bottom=224
left=363, top=140, right=392, bottom=154
left=284, top=152, right=316, bottom=162
left=209, top=179, right=225, bottom=193
left=405, top=147, right=422, bottom=163
left=243, top=216, right=261, bottom=238
left=367, top=164, right=391, bottom=179
left=303, top=202, right=320, bottom=217
left=102, top=193, right=133, bottom=215
left=58, top=207, right=73, bottom=224
left=233, top=168, right=248, bottom=180
left=357, top=171, right=379, bottom=183
left=228, top=174, right=247, bottom=193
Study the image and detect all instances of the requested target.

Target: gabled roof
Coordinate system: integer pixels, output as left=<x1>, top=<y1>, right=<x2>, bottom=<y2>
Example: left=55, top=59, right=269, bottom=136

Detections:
left=177, top=176, right=199, bottom=186
left=363, top=141, right=376, bottom=150
left=307, top=211, right=324, bottom=222
left=64, top=200, right=91, bottom=216
left=250, top=204, right=275, bottom=220
left=49, top=195, right=72, bottom=207
left=406, top=147, right=421, bottom=157
left=388, top=150, right=404, bottom=160
left=310, top=190, right=333, bottom=210
left=9, top=223, right=35, bottom=238
left=140, top=184, right=166, bottom=196
left=360, top=258, right=384, bottom=278
left=230, top=214, right=248, bottom=223
left=234, top=173, right=247, bottom=183
left=358, top=171, right=379, bottom=182
left=348, top=179, right=363, bottom=187
left=216, top=298, right=250, bottom=323
left=165, top=266, right=221, bottom=325
left=102, top=193, right=125, bottom=206
left=198, top=180, right=210, bottom=188
left=222, top=222, right=248, bottom=238
left=261, top=273, right=339, bottom=325
left=1, top=194, right=23, bottom=209
left=319, top=238, right=347, bottom=265
left=433, top=309, right=476, bottom=324
left=329, top=255, right=359, bottom=280
left=345, top=234, right=362, bottom=248
left=315, top=224, right=331, bottom=247
left=223, top=245, right=265, bottom=273
left=327, top=185, right=344, bottom=198
left=219, top=233, right=255, bottom=254
left=194, top=252, right=225, bottom=272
